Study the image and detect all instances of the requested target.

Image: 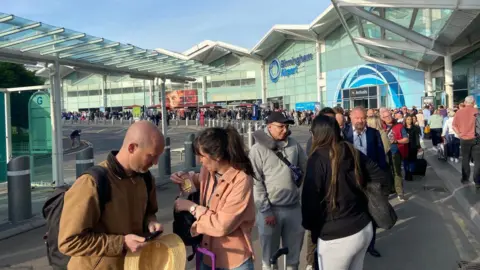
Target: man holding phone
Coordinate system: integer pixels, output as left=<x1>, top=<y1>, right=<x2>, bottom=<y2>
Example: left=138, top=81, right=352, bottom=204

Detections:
left=58, top=121, right=165, bottom=270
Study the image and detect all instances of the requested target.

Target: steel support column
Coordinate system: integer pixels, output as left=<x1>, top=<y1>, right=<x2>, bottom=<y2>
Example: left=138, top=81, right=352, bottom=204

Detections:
left=101, top=75, right=107, bottom=108
left=160, top=78, right=168, bottom=137
left=444, top=54, right=454, bottom=108
left=201, top=76, right=207, bottom=105
left=260, top=60, right=267, bottom=104
left=149, top=79, right=154, bottom=106
left=316, top=41, right=322, bottom=103
left=4, top=92, right=12, bottom=162
left=49, top=59, right=64, bottom=186
left=424, top=67, right=433, bottom=96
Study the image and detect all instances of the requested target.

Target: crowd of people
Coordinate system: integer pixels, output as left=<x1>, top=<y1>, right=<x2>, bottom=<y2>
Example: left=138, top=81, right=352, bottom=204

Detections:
left=50, top=95, right=480, bottom=270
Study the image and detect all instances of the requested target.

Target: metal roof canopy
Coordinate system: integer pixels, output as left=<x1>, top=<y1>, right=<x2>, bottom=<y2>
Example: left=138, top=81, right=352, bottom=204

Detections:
left=184, top=40, right=256, bottom=65
left=0, top=13, right=226, bottom=81
left=330, top=0, right=480, bottom=72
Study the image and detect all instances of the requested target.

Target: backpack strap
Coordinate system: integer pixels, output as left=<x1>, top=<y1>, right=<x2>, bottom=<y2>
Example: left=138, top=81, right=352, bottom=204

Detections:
left=80, top=166, right=111, bottom=215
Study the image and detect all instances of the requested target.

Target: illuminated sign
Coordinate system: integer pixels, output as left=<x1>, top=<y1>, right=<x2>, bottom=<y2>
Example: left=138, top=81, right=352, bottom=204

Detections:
left=269, top=53, right=314, bottom=83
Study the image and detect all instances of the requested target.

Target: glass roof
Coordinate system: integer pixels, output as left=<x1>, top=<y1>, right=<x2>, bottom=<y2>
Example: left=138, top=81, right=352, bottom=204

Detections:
left=0, top=13, right=225, bottom=79
left=338, top=6, right=457, bottom=70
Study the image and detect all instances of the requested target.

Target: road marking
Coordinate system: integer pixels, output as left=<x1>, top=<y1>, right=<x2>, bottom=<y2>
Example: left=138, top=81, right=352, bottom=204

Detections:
left=95, top=128, right=109, bottom=134
left=0, top=245, right=45, bottom=261
left=115, top=128, right=127, bottom=134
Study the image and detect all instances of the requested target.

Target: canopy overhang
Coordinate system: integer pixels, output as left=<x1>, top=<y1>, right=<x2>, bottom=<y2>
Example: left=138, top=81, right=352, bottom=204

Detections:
left=330, top=0, right=480, bottom=71
left=0, top=13, right=227, bottom=81
left=184, top=40, right=256, bottom=64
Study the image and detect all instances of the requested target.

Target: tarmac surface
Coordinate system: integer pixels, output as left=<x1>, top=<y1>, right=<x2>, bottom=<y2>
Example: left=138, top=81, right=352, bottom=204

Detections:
left=1, top=122, right=480, bottom=269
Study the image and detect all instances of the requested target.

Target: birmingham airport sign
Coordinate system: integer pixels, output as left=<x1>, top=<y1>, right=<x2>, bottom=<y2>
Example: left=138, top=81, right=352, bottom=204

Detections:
left=269, top=53, right=314, bottom=83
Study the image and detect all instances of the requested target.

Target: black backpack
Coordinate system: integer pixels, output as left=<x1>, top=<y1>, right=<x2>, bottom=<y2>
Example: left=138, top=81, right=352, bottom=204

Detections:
left=173, top=191, right=203, bottom=261
left=42, top=165, right=153, bottom=269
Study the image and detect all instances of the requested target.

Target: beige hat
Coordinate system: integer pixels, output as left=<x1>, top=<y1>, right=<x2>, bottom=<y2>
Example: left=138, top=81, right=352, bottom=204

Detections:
left=124, top=233, right=186, bottom=270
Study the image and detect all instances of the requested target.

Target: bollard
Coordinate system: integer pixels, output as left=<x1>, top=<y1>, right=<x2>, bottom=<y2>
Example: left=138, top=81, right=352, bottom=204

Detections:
left=176, top=119, right=179, bottom=126
left=241, top=122, right=245, bottom=132
left=120, top=118, right=123, bottom=125
left=95, top=118, right=98, bottom=124
left=196, top=118, right=199, bottom=126
left=255, top=122, right=259, bottom=131
left=208, top=119, right=211, bottom=127
left=184, top=134, right=196, bottom=170
left=129, top=118, right=133, bottom=125
left=220, top=119, right=224, bottom=128
left=111, top=118, right=114, bottom=125
left=71, top=118, right=74, bottom=125
left=158, top=137, right=171, bottom=179
left=76, top=147, right=95, bottom=178
left=186, top=118, right=189, bottom=126
left=7, top=156, right=32, bottom=223
left=247, top=122, right=255, bottom=149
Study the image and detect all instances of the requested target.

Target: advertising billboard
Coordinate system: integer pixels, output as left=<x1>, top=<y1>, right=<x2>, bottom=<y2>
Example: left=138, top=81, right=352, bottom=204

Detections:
left=165, top=89, right=198, bottom=108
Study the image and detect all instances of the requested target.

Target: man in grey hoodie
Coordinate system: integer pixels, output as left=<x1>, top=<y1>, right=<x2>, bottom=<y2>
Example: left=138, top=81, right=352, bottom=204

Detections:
left=249, top=111, right=308, bottom=270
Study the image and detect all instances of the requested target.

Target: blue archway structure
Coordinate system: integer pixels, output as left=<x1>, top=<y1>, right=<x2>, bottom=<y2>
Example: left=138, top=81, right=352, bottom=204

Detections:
left=335, top=63, right=405, bottom=108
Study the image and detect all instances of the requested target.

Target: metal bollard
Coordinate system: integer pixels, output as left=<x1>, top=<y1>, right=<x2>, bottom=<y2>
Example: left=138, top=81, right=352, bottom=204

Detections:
left=220, top=120, right=224, bottom=128
left=7, top=156, right=32, bottom=223
left=186, top=118, right=189, bottom=126
left=76, top=147, right=94, bottom=178
left=247, top=122, right=255, bottom=149
left=196, top=118, right=199, bottom=126
left=176, top=119, right=179, bottom=126
left=95, top=118, right=98, bottom=124
left=255, top=122, right=259, bottom=130
left=207, top=119, right=211, bottom=127
left=158, top=137, right=171, bottom=179
left=129, top=118, right=133, bottom=125
left=184, top=134, right=196, bottom=170
left=111, top=118, right=114, bottom=125
left=120, top=118, right=123, bottom=125
left=241, top=122, right=245, bottom=132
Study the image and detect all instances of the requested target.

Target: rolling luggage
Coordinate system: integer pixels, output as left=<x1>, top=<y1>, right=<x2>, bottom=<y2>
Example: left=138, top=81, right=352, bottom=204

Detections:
left=413, top=152, right=427, bottom=176
left=437, top=143, right=448, bottom=161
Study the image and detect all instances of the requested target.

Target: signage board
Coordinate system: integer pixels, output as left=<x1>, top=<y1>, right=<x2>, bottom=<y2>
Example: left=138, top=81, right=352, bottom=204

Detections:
left=295, top=102, right=320, bottom=111
left=350, top=88, right=369, bottom=98
left=28, top=92, right=52, bottom=154
left=269, top=53, right=314, bottom=83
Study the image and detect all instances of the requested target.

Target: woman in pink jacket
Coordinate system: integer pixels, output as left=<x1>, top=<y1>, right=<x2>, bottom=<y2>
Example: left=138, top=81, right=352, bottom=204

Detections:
left=172, top=127, right=256, bottom=270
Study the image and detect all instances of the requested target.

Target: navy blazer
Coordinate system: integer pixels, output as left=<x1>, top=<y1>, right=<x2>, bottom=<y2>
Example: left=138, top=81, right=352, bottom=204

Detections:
left=343, top=123, right=387, bottom=170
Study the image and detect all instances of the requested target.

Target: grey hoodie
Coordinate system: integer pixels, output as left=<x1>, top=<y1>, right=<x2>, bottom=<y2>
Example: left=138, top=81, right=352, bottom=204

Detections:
left=249, top=127, right=308, bottom=215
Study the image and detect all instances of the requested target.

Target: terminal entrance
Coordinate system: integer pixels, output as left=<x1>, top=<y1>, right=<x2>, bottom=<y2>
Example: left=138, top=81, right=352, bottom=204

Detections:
left=341, top=85, right=390, bottom=109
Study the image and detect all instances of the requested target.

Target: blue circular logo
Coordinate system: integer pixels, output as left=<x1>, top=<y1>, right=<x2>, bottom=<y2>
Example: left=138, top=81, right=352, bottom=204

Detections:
left=269, top=59, right=281, bottom=83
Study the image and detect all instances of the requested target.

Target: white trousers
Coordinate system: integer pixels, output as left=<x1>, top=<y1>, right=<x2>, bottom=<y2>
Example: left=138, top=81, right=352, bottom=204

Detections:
left=317, top=222, right=373, bottom=270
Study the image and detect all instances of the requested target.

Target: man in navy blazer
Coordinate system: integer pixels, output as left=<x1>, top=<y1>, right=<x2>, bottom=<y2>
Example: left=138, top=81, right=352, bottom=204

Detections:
left=344, top=107, right=386, bottom=258
left=344, top=108, right=387, bottom=170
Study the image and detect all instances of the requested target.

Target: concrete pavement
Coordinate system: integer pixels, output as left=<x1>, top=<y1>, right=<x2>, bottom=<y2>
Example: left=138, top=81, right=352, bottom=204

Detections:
left=1, top=125, right=480, bottom=269
left=0, top=162, right=480, bottom=269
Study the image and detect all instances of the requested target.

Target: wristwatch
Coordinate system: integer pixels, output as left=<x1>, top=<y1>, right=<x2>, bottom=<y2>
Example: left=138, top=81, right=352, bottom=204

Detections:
left=189, top=205, right=197, bottom=215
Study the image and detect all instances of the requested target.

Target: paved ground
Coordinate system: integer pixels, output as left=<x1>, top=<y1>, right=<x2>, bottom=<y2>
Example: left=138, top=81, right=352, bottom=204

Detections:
left=1, top=123, right=480, bottom=269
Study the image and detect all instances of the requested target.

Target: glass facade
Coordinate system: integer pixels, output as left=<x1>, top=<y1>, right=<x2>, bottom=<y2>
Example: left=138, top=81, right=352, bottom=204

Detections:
left=324, top=18, right=426, bottom=108
left=449, top=48, right=480, bottom=105
left=265, top=40, right=317, bottom=110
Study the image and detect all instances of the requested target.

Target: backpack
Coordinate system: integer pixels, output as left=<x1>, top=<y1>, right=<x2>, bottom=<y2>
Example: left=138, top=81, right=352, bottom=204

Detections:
left=42, top=165, right=153, bottom=269
left=475, top=113, right=480, bottom=140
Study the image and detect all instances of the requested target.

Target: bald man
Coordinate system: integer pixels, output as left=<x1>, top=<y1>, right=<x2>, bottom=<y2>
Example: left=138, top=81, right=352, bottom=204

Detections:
left=58, top=121, right=165, bottom=270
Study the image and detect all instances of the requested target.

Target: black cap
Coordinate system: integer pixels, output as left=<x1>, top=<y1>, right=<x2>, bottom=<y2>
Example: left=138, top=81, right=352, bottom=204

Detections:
left=266, top=111, right=294, bottom=124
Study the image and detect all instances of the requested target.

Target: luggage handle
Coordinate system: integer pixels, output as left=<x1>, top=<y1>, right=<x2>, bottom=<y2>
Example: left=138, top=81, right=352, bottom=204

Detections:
left=196, top=247, right=216, bottom=270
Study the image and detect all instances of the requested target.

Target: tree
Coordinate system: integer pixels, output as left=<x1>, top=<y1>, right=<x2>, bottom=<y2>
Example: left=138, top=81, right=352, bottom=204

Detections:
left=0, top=62, right=46, bottom=130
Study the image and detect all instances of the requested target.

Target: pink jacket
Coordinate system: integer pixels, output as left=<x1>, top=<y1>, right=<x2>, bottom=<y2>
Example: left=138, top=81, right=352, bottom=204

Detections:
left=190, top=167, right=256, bottom=269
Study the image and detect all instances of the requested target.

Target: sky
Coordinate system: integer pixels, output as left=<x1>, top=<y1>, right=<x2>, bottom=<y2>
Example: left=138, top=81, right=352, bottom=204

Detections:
left=2, top=0, right=331, bottom=53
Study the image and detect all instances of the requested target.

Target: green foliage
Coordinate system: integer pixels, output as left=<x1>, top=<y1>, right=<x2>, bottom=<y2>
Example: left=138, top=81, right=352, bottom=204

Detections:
left=0, top=62, right=46, bottom=130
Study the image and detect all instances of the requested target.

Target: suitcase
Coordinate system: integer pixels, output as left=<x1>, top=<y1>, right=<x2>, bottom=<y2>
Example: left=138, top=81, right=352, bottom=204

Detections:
left=413, top=156, right=427, bottom=176
left=437, top=144, right=448, bottom=161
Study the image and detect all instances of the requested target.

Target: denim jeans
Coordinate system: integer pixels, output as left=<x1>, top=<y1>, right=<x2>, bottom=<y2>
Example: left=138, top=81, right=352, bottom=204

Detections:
left=446, top=135, right=460, bottom=158
left=200, top=257, right=254, bottom=270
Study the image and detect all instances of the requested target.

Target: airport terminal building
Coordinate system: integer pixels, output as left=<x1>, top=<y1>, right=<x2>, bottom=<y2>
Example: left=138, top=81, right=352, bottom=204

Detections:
left=47, top=0, right=480, bottom=112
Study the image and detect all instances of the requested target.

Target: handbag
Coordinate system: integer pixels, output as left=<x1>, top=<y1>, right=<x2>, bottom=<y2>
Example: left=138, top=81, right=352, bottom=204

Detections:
left=363, top=181, right=398, bottom=230
left=274, top=150, right=303, bottom=187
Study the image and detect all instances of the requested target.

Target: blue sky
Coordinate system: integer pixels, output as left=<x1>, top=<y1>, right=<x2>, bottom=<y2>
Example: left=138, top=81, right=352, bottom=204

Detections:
left=2, top=0, right=330, bottom=53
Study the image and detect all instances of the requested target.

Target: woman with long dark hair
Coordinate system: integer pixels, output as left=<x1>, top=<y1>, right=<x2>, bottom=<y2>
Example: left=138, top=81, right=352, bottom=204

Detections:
left=404, top=114, right=421, bottom=180
left=302, top=115, right=388, bottom=270
left=171, top=127, right=256, bottom=270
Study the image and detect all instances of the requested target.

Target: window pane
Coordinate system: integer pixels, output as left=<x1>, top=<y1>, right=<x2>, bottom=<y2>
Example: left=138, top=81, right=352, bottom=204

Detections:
left=369, top=98, right=378, bottom=108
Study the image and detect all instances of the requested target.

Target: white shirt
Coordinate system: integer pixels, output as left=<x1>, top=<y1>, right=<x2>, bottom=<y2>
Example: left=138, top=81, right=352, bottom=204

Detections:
left=353, top=127, right=367, bottom=155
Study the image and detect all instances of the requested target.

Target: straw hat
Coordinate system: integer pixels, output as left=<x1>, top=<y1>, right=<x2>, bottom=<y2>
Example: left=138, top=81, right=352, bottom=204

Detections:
left=124, top=233, right=186, bottom=270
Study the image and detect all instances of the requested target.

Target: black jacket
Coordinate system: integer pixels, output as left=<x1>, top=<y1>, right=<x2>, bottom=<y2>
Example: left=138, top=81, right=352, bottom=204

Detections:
left=301, top=143, right=388, bottom=241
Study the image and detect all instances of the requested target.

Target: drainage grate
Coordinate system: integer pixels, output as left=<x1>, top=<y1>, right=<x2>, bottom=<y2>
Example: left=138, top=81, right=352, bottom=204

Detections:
left=423, top=185, right=449, bottom=193
left=457, top=261, right=480, bottom=269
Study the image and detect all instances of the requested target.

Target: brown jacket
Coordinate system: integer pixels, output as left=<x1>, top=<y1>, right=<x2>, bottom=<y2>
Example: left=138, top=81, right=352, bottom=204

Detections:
left=58, top=152, right=158, bottom=270
left=190, top=166, right=256, bottom=269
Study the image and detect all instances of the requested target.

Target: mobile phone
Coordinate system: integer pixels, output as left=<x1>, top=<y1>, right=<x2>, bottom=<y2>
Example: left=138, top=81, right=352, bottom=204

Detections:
left=144, top=230, right=163, bottom=242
